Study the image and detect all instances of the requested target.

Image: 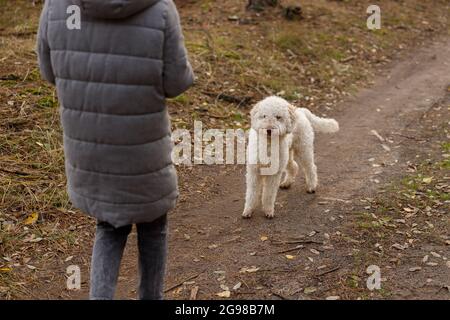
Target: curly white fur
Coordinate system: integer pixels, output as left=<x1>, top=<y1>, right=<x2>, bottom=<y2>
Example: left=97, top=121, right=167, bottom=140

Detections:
left=242, top=96, right=339, bottom=219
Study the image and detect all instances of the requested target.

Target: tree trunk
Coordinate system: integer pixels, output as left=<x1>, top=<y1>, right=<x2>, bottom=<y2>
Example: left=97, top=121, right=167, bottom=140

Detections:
left=247, top=0, right=279, bottom=11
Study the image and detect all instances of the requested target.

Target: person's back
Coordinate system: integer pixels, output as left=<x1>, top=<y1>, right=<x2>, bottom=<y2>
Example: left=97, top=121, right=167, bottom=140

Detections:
left=37, top=0, right=194, bottom=299
left=38, top=0, right=194, bottom=227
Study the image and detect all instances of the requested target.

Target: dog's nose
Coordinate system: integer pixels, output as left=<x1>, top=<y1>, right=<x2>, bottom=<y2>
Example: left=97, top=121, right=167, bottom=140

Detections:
left=267, top=129, right=272, bottom=136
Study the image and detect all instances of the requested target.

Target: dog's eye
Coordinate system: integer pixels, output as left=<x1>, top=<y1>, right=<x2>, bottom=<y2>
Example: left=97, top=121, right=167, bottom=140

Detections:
left=276, top=116, right=282, bottom=120
left=262, top=115, right=266, bottom=119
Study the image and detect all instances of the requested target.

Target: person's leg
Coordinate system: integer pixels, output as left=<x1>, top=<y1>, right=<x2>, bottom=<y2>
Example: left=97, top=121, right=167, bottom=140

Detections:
left=136, top=214, right=168, bottom=300
left=89, top=221, right=132, bottom=300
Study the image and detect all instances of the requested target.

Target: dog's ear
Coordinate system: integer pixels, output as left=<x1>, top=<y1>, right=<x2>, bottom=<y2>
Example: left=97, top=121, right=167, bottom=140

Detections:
left=286, top=104, right=297, bottom=133
left=250, top=103, right=259, bottom=121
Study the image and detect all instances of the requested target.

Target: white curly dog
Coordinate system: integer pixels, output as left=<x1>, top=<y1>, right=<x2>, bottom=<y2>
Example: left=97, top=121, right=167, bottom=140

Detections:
left=242, top=96, right=339, bottom=219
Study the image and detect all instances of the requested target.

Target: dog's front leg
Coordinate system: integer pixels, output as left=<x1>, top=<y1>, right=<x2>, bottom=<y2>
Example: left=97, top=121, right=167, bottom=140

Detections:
left=242, top=165, right=262, bottom=218
left=261, top=172, right=283, bottom=219
left=280, top=149, right=299, bottom=189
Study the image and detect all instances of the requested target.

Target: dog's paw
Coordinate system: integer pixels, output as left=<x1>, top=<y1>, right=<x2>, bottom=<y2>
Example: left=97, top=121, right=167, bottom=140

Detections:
left=263, top=209, right=275, bottom=219
left=280, top=181, right=292, bottom=189
left=242, top=209, right=253, bottom=219
left=306, top=188, right=316, bottom=194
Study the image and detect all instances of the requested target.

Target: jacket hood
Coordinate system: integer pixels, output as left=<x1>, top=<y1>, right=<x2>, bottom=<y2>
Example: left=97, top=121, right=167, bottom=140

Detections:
left=76, top=0, right=160, bottom=19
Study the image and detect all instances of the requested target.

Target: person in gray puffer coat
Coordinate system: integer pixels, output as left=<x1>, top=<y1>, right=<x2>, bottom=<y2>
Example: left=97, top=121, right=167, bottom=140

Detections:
left=37, top=0, right=194, bottom=299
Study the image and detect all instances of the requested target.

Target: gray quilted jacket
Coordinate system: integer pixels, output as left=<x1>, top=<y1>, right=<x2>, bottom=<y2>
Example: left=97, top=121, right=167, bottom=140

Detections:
left=37, top=0, right=194, bottom=227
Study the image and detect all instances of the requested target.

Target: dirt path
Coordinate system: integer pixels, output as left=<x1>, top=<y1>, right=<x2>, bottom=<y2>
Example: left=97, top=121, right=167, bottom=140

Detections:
left=63, top=38, right=449, bottom=300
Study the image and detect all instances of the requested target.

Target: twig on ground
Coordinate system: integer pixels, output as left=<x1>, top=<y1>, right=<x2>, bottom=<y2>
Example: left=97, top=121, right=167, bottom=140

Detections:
left=164, top=270, right=205, bottom=293
left=340, top=56, right=356, bottom=63
left=320, top=197, right=352, bottom=203
left=276, top=245, right=304, bottom=254
left=314, top=266, right=340, bottom=277
left=391, top=133, right=428, bottom=142
left=189, top=286, right=199, bottom=300
left=271, top=291, right=290, bottom=300
left=0, top=168, right=30, bottom=176
left=271, top=240, right=323, bottom=245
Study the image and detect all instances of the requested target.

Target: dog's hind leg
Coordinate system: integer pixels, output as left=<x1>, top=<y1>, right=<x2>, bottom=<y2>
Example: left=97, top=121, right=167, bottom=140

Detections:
left=280, top=149, right=298, bottom=189
left=242, top=166, right=263, bottom=218
left=261, top=173, right=283, bottom=218
left=297, top=143, right=318, bottom=194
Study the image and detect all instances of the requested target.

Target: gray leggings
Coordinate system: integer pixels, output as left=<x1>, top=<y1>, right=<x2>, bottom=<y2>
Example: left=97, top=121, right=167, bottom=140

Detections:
left=89, top=215, right=168, bottom=300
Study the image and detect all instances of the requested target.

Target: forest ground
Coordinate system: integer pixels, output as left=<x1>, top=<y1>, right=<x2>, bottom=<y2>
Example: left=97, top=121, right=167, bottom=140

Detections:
left=0, top=0, right=449, bottom=299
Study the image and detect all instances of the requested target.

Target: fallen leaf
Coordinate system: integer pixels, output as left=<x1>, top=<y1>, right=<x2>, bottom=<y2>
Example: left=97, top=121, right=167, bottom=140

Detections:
left=0, top=286, right=9, bottom=294
left=173, top=287, right=183, bottom=296
left=381, top=144, right=391, bottom=152
left=0, top=267, right=11, bottom=273
left=232, top=282, right=242, bottom=290
left=326, top=296, right=340, bottom=300
left=430, top=252, right=441, bottom=258
left=285, top=255, right=295, bottom=260
left=370, top=130, right=384, bottom=142
left=213, top=270, right=226, bottom=275
left=24, top=212, right=38, bottom=225
left=30, top=237, right=43, bottom=243
left=392, top=243, right=407, bottom=250
left=304, top=287, right=317, bottom=294
left=260, top=236, right=268, bottom=242
left=240, top=266, right=260, bottom=273
left=422, top=177, right=433, bottom=184
left=220, top=284, right=229, bottom=291
left=216, top=290, right=231, bottom=298
left=409, top=267, right=422, bottom=272
left=190, top=286, right=199, bottom=300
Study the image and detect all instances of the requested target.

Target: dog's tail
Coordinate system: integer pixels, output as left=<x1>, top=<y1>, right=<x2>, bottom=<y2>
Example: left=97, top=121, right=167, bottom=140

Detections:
left=300, top=108, right=339, bottom=133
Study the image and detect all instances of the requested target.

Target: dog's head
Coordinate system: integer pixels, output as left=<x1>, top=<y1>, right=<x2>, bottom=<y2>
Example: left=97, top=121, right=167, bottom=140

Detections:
left=250, top=96, right=297, bottom=136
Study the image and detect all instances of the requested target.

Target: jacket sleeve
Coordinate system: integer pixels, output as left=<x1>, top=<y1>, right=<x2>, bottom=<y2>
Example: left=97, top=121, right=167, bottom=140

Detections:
left=162, top=0, right=194, bottom=98
left=37, top=0, right=55, bottom=85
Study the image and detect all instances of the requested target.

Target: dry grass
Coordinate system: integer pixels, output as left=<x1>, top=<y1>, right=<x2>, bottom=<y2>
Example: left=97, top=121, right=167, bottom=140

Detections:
left=0, top=0, right=449, bottom=298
